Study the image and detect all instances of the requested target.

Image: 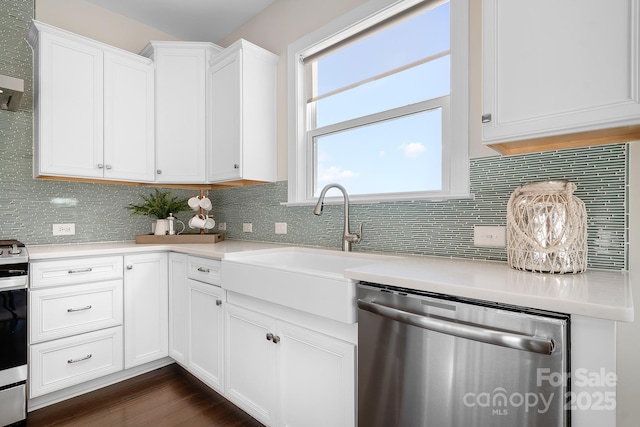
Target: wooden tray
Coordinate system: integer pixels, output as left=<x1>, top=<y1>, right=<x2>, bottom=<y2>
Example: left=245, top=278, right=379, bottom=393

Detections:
left=135, top=233, right=224, bottom=244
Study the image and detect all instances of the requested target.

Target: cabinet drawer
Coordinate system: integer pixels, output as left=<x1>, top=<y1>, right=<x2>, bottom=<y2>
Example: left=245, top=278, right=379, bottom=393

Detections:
left=187, top=257, right=221, bottom=285
left=30, top=280, right=123, bottom=344
left=31, top=256, right=123, bottom=288
left=29, top=326, right=124, bottom=398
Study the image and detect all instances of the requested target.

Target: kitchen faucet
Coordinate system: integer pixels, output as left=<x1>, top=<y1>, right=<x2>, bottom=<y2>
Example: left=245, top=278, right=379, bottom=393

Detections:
left=313, top=183, right=362, bottom=252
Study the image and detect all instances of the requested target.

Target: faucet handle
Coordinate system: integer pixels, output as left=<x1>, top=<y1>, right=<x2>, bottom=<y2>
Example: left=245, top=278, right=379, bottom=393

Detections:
left=347, top=224, right=363, bottom=244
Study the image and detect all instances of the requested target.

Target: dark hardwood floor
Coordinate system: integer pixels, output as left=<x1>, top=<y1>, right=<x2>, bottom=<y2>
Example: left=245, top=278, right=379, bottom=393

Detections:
left=26, top=364, right=264, bottom=427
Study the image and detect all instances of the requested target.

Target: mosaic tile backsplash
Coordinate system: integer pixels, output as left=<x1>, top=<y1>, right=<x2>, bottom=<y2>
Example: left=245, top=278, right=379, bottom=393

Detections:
left=209, top=145, right=627, bottom=270
left=0, top=0, right=628, bottom=270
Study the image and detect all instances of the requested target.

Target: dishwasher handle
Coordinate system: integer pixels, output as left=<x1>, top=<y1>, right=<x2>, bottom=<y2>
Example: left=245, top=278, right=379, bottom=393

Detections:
left=357, top=299, right=555, bottom=355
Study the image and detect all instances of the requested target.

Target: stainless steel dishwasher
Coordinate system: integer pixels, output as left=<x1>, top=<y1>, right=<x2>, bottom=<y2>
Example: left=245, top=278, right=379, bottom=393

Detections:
left=357, top=282, right=569, bottom=427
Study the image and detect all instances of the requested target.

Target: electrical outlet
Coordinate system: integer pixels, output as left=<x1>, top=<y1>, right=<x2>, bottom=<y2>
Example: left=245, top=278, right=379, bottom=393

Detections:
left=275, top=222, right=287, bottom=234
left=218, top=222, right=226, bottom=231
left=474, top=226, right=506, bottom=247
left=243, top=223, right=253, bottom=233
left=53, top=223, right=75, bottom=236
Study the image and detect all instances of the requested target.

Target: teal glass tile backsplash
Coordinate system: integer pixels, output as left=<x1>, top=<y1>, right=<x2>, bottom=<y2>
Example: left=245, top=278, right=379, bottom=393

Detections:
left=210, top=144, right=627, bottom=270
left=0, top=0, right=628, bottom=270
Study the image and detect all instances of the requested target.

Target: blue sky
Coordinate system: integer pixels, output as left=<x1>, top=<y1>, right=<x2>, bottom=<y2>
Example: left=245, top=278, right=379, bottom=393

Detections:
left=311, top=2, right=451, bottom=197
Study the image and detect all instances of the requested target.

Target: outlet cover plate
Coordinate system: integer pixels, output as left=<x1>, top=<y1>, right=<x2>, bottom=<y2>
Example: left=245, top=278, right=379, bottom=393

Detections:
left=53, top=223, right=75, bottom=236
left=473, top=226, right=506, bottom=247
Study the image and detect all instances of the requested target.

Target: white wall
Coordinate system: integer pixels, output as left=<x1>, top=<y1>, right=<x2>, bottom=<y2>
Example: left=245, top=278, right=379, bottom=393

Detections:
left=35, top=0, right=179, bottom=53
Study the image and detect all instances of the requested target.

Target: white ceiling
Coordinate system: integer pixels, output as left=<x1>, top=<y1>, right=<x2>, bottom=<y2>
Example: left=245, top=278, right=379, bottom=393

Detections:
left=84, top=0, right=275, bottom=43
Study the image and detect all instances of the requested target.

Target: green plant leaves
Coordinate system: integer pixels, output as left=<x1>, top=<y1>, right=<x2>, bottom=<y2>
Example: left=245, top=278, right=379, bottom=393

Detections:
left=126, top=189, right=190, bottom=219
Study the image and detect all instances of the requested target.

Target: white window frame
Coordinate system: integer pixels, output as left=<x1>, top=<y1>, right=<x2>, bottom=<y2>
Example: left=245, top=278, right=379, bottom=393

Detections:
left=287, top=0, right=470, bottom=205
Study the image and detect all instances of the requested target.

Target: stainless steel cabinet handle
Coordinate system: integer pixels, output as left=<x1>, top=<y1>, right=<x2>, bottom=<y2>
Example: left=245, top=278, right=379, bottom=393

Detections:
left=67, top=354, right=92, bottom=364
left=157, top=169, right=162, bottom=174
left=266, top=332, right=274, bottom=341
left=233, top=164, right=239, bottom=169
left=126, top=265, right=133, bottom=270
left=67, top=305, right=92, bottom=313
left=97, top=164, right=104, bottom=169
left=272, top=335, right=280, bottom=344
left=197, top=267, right=210, bottom=273
left=68, top=268, right=92, bottom=274
left=481, top=113, right=492, bottom=123
left=216, top=299, right=222, bottom=306
left=357, top=299, right=555, bottom=355
left=105, top=164, right=112, bottom=170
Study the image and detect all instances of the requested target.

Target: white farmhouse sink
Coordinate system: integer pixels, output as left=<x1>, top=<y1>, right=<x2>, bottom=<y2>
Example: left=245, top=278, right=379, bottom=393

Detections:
left=222, top=247, right=397, bottom=323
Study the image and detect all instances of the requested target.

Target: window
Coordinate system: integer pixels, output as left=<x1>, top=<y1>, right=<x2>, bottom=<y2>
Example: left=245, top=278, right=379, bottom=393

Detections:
left=288, top=0, right=469, bottom=204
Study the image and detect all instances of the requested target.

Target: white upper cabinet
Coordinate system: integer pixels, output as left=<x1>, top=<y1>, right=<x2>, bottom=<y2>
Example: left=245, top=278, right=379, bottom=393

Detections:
left=27, top=21, right=155, bottom=181
left=103, top=51, right=155, bottom=181
left=208, top=39, right=278, bottom=183
left=481, top=1, right=640, bottom=154
left=141, top=42, right=222, bottom=183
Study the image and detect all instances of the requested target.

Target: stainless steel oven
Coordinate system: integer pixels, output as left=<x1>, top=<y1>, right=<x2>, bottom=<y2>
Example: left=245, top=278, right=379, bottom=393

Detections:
left=0, top=240, right=28, bottom=426
left=358, top=282, right=569, bottom=427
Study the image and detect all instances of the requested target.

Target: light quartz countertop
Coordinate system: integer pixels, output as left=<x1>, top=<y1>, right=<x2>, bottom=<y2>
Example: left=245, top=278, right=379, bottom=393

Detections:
left=27, top=240, right=634, bottom=322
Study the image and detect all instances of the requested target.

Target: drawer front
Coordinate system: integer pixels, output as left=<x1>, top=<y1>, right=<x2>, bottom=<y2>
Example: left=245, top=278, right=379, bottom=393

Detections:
left=29, top=326, right=124, bottom=398
left=30, top=280, right=123, bottom=344
left=31, top=256, right=123, bottom=288
left=187, top=256, right=221, bottom=285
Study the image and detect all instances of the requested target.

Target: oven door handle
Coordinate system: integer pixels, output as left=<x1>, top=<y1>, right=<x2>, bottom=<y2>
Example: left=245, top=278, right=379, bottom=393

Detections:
left=0, top=276, right=28, bottom=290
left=357, top=299, right=555, bottom=355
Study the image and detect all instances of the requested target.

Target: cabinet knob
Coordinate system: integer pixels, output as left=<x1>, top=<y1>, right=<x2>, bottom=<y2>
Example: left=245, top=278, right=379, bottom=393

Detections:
left=126, top=265, right=133, bottom=270
left=105, top=164, right=112, bottom=170
left=481, top=113, right=492, bottom=123
left=156, top=169, right=162, bottom=174
left=216, top=299, right=222, bottom=306
left=233, top=164, right=239, bottom=169
left=272, top=335, right=280, bottom=344
left=266, top=332, right=274, bottom=341
left=97, top=163, right=104, bottom=169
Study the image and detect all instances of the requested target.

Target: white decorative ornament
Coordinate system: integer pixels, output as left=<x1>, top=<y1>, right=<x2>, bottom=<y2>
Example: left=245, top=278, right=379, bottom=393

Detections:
left=506, top=180, right=587, bottom=274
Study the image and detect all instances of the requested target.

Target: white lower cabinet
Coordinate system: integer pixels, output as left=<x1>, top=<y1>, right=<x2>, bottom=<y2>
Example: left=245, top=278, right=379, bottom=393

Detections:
left=225, top=304, right=277, bottom=425
left=123, top=252, right=168, bottom=369
left=225, top=303, right=356, bottom=427
left=29, top=326, right=124, bottom=398
left=29, top=256, right=126, bottom=399
left=30, top=280, right=123, bottom=343
left=168, top=253, right=188, bottom=364
left=187, top=278, right=225, bottom=393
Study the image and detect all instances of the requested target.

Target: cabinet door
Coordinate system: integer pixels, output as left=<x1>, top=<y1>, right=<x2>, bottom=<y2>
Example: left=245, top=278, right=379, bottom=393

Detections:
left=482, top=0, right=640, bottom=144
left=208, top=50, right=241, bottom=182
left=37, top=31, right=104, bottom=178
left=187, top=279, right=224, bottom=393
left=123, top=253, right=168, bottom=369
left=103, top=51, right=155, bottom=182
left=277, top=322, right=356, bottom=427
left=168, top=253, right=187, bottom=364
left=154, top=47, right=207, bottom=183
left=225, top=303, right=277, bottom=426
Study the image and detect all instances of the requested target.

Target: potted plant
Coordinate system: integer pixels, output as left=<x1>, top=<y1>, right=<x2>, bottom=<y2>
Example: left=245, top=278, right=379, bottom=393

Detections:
left=126, top=189, right=190, bottom=233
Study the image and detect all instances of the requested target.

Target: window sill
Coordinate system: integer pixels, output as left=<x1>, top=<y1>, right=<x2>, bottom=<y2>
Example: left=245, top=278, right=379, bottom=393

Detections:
left=282, top=192, right=474, bottom=207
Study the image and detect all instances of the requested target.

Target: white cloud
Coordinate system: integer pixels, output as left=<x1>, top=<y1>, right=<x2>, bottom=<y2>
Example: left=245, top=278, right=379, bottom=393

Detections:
left=318, top=165, right=359, bottom=182
left=399, top=142, right=426, bottom=159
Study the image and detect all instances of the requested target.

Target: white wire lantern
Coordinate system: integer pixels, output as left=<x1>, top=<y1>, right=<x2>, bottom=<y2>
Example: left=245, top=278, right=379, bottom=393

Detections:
left=506, top=180, right=587, bottom=274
